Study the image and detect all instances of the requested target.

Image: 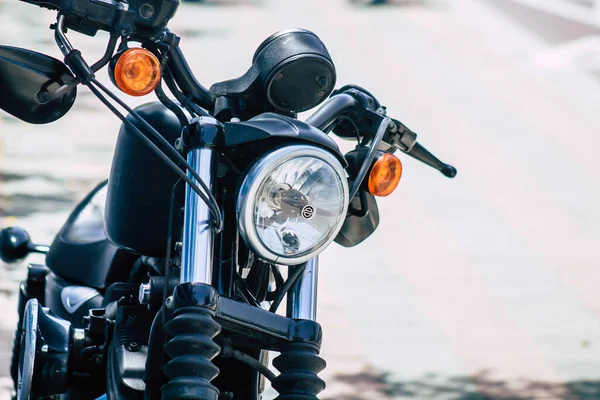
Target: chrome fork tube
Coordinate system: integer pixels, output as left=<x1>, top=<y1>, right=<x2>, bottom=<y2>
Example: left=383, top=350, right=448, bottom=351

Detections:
left=286, top=257, right=319, bottom=321
left=180, top=148, right=217, bottom=284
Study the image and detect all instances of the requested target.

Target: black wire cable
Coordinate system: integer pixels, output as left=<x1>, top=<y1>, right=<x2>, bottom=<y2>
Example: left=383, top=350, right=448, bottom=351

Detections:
left=155, top=49, right=211, bottom=119
left=337, top=115, right=362, bottom=142
left=187, top=100, right=212, bottom=118
left=163, top=178, right=182, bottom=326
left=161, top=65, right=212, bottom=118
left=88, top=78, right=223, bottom=231
left=266, top=264, right=284, bottom=302
left=40, top=35, right=119, bottom=103
left=89, top=78, right=220, bottom=220
left=271, top=265, right=284, bottom=289
left=221, top=345, right=276, bottom=382
left=268, top=263, right=306, bottom=313
left=162, top=66, right=188, bottom=105
left=234, top=273, right=261, bottom=308
left=91, top=35, right=119, bottom=72
left=155, top=81, right=188, bottom=128
left=86, top=82, right=219, bottom=229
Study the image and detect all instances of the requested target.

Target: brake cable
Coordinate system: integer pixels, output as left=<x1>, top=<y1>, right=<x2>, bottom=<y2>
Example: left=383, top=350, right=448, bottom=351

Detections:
left=89, top=78, right=223, bottom=232
left=348, top=116, right=390, bottom=200
left=51, top=13, right=223, bottom=231
left=87, top=79, right=223, bottom=231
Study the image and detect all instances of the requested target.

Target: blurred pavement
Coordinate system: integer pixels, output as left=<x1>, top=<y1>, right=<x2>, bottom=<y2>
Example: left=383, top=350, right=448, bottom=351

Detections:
left=2, top=0, right=600, bottom=398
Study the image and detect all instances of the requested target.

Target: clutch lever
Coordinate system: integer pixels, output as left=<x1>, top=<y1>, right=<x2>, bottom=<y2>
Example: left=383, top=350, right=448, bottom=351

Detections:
left=387, top=119, right=457, bottom=178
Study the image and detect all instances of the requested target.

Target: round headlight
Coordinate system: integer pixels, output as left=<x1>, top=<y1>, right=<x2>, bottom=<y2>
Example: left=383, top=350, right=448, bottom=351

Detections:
left=237, top=145, right=349, bottom=265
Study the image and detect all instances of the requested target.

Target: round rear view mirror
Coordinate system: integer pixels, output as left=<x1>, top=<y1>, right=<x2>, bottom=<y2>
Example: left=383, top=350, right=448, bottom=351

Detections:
left=0, top=46, right=76, bottom=124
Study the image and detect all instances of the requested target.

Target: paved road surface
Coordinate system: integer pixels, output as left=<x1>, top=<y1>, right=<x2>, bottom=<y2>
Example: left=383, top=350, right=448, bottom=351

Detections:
left=2, top=0, right=600, bottom=398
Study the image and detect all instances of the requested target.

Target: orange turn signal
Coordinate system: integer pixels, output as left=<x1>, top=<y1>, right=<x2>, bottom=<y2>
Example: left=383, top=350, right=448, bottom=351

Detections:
left=368, top=153, right=403, bottom=197
left=113, top=48, right=161, bottom=97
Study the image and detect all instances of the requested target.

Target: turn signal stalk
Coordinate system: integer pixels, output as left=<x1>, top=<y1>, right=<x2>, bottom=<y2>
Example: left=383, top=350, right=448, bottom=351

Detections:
left=111, top=48, right=161, bottom=97
left=368, top=153, right=403, bottom=197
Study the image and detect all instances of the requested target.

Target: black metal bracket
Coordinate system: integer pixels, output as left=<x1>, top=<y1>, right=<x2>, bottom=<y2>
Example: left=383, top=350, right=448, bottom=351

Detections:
left=181, top=116, right=224, bottom=152
left=172, top=282, right=323, bottom=352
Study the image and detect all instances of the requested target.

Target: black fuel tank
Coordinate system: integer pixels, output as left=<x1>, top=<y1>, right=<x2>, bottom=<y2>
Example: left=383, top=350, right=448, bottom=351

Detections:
left=46, top=181, right=137, bottom=290
left=105, top=102, right=185, bottom=257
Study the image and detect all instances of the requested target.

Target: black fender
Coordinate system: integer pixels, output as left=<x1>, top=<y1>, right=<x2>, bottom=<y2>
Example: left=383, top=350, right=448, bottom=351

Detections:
left=223, top=112, right=347, bottom=167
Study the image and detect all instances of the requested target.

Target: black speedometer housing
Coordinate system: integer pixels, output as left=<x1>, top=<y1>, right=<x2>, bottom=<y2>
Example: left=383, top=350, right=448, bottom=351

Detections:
left=211, top=29, right=336, bottom=120
left=254, top=29, right=336, bottom=113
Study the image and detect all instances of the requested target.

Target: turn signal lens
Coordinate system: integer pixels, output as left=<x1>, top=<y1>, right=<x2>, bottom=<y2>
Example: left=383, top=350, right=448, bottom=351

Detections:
left=113, top=48, right=161, bottom=96
left=368, top=153, right=403, bottom=197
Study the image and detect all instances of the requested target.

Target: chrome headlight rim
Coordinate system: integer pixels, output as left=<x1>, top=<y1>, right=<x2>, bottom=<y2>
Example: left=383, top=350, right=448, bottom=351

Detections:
left=237, top=144, right=349, bottom=265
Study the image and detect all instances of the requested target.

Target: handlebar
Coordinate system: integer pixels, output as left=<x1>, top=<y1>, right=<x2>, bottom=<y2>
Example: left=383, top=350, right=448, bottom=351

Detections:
left=31, top=1, right=457, bottom=180
left=304, top=93, right=359, bottom=131
left=20, top=0, right=178, bottom=38
left=166, top=46, right=216, bottom=111
left=305, top=91, right=457, bottom=179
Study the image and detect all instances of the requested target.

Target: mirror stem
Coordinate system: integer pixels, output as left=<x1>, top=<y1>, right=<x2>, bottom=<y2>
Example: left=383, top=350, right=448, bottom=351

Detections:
left=27, top=244, right=50, bottom=255
left=39, top=32, right=118, bottom=104
left=54, top=14, right=74, bottom=56
left=37, top=79, right=79, bottom=103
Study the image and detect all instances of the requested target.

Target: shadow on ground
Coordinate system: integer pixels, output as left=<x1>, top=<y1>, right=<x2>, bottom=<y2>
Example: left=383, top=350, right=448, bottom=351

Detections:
left=324, top=369, right=600, bottom=400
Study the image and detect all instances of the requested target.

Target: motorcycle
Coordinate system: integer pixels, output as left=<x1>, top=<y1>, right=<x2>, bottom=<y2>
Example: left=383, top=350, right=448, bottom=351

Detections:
left=0, top=0, right=456, bottom=399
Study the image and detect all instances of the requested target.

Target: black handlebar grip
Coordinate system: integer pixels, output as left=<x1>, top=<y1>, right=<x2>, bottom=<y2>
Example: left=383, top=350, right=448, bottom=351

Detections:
left=441, top=164, right=457, bottom=178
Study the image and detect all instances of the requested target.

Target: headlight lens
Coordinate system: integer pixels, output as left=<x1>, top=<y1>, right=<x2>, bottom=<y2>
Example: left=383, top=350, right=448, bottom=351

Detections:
left=237, top=145, right=349, bottom=265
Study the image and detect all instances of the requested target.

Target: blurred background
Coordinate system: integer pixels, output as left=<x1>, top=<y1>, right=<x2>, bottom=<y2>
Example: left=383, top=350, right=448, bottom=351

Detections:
left=2, top=0, right=600, bottom=398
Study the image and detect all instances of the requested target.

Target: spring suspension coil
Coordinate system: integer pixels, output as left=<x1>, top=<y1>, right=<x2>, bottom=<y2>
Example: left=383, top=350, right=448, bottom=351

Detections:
left=162, top=306, right=222, bottom=400
left=272, top=342, right=326, bottom=400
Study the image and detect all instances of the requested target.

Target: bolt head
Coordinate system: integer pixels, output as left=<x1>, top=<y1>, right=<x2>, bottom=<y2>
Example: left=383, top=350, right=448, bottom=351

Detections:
left=165, top=296, right=174, bottom=309
left=139, top=283, right=151, bottom=304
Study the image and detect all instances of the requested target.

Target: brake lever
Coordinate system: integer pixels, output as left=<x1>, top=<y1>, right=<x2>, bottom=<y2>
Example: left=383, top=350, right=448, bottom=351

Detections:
left=405, top=141, right=457, bottom=178
left=388, top=119, right=457, bottom=178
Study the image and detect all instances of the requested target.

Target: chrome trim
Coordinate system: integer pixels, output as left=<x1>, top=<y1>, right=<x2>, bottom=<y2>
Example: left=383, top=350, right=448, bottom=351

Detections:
left=180, top=148, right=217, bottom=284
left=287, top=257, right=319, bottom=320
left=73, top=328, right=86, bottom=343
left=91, top=0, right=121, bottom=8
left=60, top=286, right=100, bottom=314
left=237, top=145, right=349, bottom=265
left=18, top=299, right=38, bottom=400
left=139, top=282, right=151, bottom=305
left=31, top=244, right=50, bottom=254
